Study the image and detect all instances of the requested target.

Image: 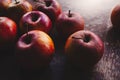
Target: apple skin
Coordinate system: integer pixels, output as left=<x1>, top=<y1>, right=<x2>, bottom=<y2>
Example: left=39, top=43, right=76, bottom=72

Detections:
left=56, top=10, right=84, bottom=41
left=7, top=0, right=33, bottom=25
left=0, top=17, right=17, bottom=54
left=33, top=0, right=62, bottom=24
left=111, top=4, right=120, bottom=27
left=27, top=0, right=42, bottom=8
left=19, top=11, right=52, bottom=35
left=0, top=0, right=12, bottom=16
left=65, top=30, right=104, bottom=69
left=15, top=30, right=55, bottom=70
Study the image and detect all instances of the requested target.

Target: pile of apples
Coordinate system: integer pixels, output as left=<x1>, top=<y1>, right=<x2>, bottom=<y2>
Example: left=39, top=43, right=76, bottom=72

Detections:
left=0, top=0, right=105, bottom=70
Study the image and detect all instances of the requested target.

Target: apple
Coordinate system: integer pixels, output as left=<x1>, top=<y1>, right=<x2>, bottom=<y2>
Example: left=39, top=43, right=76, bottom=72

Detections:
left=0, top=0, right=12, bottom=16
left=15, top=30, right=55, bottom=70
left=0, top=17, right=17, bottom=54
left=56, top=10, right=84, bottom=41
left=65, top=30, right=104, bottom=69
left=19, top=11, right=52, bottom=35
left=33, top=0, right=62, bottom=24
left=7, top=0, right=33, bottom=25
left=27, top=0, right=42, bottom=8
left=111, top=4, right=120, bottom=27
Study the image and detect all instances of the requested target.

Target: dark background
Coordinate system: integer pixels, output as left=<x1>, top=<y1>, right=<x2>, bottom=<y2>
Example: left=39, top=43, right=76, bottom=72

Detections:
left=0, top=0, right=120, bottom=80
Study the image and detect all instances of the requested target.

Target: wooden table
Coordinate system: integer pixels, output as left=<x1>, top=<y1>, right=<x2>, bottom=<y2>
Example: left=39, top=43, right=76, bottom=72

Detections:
left=0, top=0, right=120, bottom=80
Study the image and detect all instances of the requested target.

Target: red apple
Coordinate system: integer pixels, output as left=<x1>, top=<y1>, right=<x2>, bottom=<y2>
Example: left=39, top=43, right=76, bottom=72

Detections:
left=56, top=10, right=84, bottom=41
left=65, top=30, right=104, bottom=69
left=0, top=0, right=12, bottom=16
left=7, top=0, right=33, bottom=25
left=33, top=0, right=62, bottom=24
left=0, top=17, right=17, bottom=54
left=111, top=4, right=120, bottom=27
left=19, top=11, right=52, bottom=35
left=15, top=30, right=55, bottom=70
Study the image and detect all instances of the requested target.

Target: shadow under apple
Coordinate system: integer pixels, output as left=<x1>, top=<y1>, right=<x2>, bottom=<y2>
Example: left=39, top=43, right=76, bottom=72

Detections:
left=16, top=65, right=52, bottom=80
left=0, top=44, right=16, bottom=57
left=106, top=25, right=120, bottom=42
left=49, top=26, right=66, bottom=52
left=63, top=62, right=94, bottom=80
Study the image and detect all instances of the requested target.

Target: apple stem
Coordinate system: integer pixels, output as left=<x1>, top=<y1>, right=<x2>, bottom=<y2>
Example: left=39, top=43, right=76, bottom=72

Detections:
left=15, top=0, right=20, bottom=4
left=26, top=23, right=29, bottom=37
left=68, top=10, right=72, bottom=17
left=72, top=36, right=90, bottom=43
left=72, top=36, right=82, bottom=39
left=25, top=23, right=31, bottom=44
left=25, top=23, right=29, bottom=38
left=22, top=23, right=31, bottom=44
left=34, top=0, right=39, bottom=2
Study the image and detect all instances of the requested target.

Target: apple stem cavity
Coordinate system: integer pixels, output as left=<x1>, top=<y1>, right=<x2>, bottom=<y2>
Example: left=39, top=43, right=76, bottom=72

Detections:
left=31, top=13, right=39, bottom=22
left=45, top=1, right=52, bottom=7
left=68, top=10, right=72, bottom=17
left=83, top=35, right=90, bottom=43
left=15, top=0, right=20, bottom=4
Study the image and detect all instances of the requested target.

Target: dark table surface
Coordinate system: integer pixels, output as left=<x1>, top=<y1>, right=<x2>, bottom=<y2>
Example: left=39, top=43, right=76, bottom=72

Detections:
left=1, top=0, right=120, bottom=80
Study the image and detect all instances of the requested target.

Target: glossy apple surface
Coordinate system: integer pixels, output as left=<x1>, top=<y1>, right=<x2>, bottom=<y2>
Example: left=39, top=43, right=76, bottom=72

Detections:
left=111, top=4, right=120, bottom=27
left=0, top=17, right=17, bottom=54
left=15, top=30, right=55, bottom=70
left=7, top=0, right=33, bottom=25
left=56, top=10, right=84, bottom=41
left=33, top=0, right=62, bottom=24
left=19, top=11, right=52, bottom=35
left=0, top=0, right=12, bottom=16
left=65, top=30, right=104, bottom=69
